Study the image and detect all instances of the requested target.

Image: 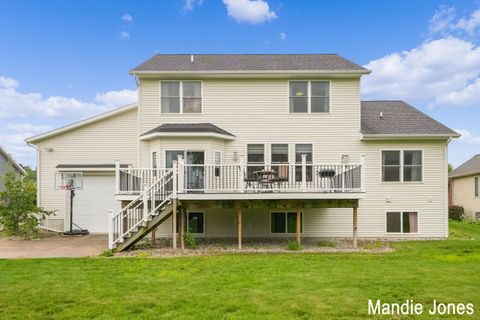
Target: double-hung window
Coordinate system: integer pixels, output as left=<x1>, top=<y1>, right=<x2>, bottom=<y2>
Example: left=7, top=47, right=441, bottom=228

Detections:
left=271, top=212, right=303, bottom=234
left=382, top=150, right=422, bottom=182
left=247, top=144, right=265, bottom=178
left=214, top=151, right=222, bottom=177
left=289, top=81, right=330, bottom=113
left=152, top=151, right=158, bottom=177
left=386, top=211, right=418, bottom=233
left=295, top=144, right=313, bottom=182
left=161, top=81, right=201, bottom=113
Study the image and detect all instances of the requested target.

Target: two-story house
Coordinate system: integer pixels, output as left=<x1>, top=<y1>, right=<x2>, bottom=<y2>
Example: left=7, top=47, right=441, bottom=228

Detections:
left=0, top=145, right=27, bottom=191
left=449, top=154, right=480, bottom=218
left=26, top=54, right=459, bottom=251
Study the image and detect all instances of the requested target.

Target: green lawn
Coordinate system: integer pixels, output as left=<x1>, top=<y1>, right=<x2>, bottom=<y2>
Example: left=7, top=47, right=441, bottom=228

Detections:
left=1, top=221, right=479, bottom=320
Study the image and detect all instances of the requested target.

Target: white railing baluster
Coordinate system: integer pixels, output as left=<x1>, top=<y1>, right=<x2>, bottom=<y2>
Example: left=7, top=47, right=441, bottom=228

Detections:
left=142, top=183, right=148, bottom=221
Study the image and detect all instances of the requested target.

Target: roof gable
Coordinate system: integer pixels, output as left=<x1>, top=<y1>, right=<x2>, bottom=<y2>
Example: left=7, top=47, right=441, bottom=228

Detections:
left=449, top=154, right=480, bottom=178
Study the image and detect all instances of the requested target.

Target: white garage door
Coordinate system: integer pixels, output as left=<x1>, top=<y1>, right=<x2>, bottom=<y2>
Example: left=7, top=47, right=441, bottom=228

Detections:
left=71, top=174, right=120, bottom=233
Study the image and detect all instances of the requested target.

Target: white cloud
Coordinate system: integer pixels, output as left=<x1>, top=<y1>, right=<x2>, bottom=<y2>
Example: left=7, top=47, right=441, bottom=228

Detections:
left=122, top=14, right=133, bottom=22
left=362, top=37, right=480, bottom=107
left=454, top=129, right=480, bottom=145
left=0, top=75, right=136, bottom=119
left=7, top=123, right=52, bottom=133
left=279, top=32, right=286, bottom=41
left=223, top=0, right=277, bottom=24
left=94, top=89, right=137, bottom=106
left=429, top=5, right=480, bottom=35
left=119, top=31, right=130, bottom=39
left=183, top=0, right=203, bottom=11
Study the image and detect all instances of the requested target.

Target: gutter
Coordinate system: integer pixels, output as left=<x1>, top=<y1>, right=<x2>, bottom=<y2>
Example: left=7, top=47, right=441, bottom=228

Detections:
left=361, top=133, right=461, bottom=140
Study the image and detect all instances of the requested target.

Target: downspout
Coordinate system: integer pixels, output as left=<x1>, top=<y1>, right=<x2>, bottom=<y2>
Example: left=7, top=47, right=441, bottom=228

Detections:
left=444, top=137, right=452, bottom=238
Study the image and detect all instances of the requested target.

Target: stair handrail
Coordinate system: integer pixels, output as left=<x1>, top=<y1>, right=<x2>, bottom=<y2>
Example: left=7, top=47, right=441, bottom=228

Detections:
left=110, top=168, right=174, bottom=247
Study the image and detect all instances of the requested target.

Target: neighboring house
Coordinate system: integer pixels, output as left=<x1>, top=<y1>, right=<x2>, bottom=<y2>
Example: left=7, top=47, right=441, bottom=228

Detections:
left=0, top=145, right=27, bottom=191
left=26, top=54, right=459, bottom=251
left=449, top=154, right=480, bottom=218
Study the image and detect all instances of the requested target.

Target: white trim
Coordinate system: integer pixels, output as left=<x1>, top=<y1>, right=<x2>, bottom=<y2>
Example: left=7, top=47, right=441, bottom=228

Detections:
left=26, top=103, right=138, bottom=143
left=0, top=144, right=27, bottom=176
left=177, top=192, right=365, bottom=201
left=186, top=211, right=205, bottom=235
left=140, top=131, right=235, bottom=141
left=362, top=133, right=460, bottom=140
left=288, top=80, right=332, bottom=114
left=380, top=149, right=424, bottom=184
left=269, top=211, right=304, bottom=235
left=159, top=80, right=203, bottom=115
left=131, top=70, right=371, bottom=76
left=385, top=211, right=420, bottom=235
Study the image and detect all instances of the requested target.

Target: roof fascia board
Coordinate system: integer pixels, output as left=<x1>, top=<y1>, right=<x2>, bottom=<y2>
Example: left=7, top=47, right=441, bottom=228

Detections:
left=130, top=70, right=371, bottom=78
left=0, top=145, right=27, bottom=176
left=140, top=132, right=236, bottom=141
left=26, top=103, right=138, bottom=144
left=449, top=172, right=480, bottom=179
left=361, top=133, right=460, bottom=140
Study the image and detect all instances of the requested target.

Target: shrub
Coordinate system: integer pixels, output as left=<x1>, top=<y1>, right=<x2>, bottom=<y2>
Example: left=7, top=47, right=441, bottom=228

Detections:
left=100, top=249, right=114, bottom=257
left=287, top=240, right=300, bottom=251
left=463, top=215, right=480, bottom=225
left=0, top=169, right=53, bottom=239
left=449, top=205, right=464, bottom=221
left=184, top=230, right=197, bottom=249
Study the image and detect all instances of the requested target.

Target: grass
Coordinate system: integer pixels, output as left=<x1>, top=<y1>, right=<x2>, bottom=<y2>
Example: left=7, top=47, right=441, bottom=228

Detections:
left=0, top=221, right=479, bottom=319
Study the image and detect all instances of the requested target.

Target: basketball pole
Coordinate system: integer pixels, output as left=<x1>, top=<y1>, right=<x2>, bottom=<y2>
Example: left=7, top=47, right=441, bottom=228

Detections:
left=69, top=189, right=74, bottom=235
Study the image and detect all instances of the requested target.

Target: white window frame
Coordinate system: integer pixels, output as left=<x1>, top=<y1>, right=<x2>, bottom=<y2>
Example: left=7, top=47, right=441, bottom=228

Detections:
left=159, top=80, right=203, bottom=114
left=269, top=211, right=304, bottom=234
left=385, top=211, right=420, bottom=234
left=270, top=143, right=289, bottom=164
left=380, top=149, right=424, bottom=183
left=187, top=211, right=205, bottom=235
left=151, top=151, right=158, bottom=169
left=288, top=80, right=331, bottom=114
left=245, top=143, right=266, bottom=164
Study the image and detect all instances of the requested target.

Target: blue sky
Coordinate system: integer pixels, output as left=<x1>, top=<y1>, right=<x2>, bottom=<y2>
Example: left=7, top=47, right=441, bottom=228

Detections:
left=1, top=0, right=479, bottom=167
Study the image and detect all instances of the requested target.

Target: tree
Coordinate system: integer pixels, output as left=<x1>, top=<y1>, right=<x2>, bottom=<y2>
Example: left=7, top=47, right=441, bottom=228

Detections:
left=448, top=163, right=454, bottom=173
left=0, top=169, right=53, bottom=238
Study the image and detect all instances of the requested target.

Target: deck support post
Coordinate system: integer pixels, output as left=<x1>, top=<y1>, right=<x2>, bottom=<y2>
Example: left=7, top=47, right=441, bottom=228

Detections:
left=296, top=208, right=301, bottom=246
left=180, top=207, right=185, bottom=250
left=353, top=207, right=358, bottom=249
left=151, top=229, right=156, bottom=245
left=172, top=198, right=177, bottom=250
left=237, top=208, right=242, bottom=250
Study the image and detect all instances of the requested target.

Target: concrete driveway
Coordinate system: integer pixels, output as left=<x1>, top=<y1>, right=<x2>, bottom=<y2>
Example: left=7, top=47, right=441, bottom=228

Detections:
left=0, top=234, right=108, bottom=258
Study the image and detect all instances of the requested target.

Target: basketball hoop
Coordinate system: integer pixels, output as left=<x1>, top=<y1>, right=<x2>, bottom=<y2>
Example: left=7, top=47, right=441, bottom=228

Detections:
left=55, top=172, right=83, bottom=190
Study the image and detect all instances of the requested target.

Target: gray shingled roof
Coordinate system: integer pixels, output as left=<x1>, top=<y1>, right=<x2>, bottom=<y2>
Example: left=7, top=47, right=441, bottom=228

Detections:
left=131, top=54, right=368, bottom=72
left=142, top=123, right=235, bottom=137
left=449, top=155, right=480, bottom=178
left=361, top=101, right=459, bottom=137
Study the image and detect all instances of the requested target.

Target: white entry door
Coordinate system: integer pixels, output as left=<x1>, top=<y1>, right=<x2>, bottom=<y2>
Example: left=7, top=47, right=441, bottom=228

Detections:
left=70, top=174, right=120, bottom=233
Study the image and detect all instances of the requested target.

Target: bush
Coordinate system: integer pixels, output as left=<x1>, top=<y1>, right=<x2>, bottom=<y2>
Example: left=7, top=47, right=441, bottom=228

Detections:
left=184, top=230, right=197, bottom=249
left=449, top=205, right=464, bottom=221
left=0, top=169, right=53, bottom=238
left=100, top=249, right=114, bottom=257
left=287, top=240, right=300, bottom=251
left=463, top=215, right=480, bottom=225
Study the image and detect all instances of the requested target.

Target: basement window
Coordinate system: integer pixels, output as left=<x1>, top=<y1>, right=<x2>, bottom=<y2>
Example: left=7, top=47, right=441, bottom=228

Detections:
left=271, top=211, right=303, bottom=234
left=188, top=212, right=204, bottom=234
left=386, top=212, right=418, bottom=233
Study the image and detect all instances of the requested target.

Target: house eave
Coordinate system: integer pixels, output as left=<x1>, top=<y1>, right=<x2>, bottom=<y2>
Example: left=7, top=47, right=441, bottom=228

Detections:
left=361, top=133, right=460, bottom=141
left=130, top=69, right=371, bottom=79
left=140, top=132, right=236, bottom=141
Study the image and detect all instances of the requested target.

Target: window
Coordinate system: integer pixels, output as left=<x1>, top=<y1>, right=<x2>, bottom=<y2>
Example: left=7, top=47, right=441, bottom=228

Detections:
left=247, top=144, right=265, bottom=177
left=475, top=176, right=479, bottom=198
left=289, top=81, right=330, bottom=113
left=161, top=81, right=201, bottom=113
left=214, top=151, right=222, bottom=177
left=271, top=144, right=289, bottom=179
left=271, top=212, right=303, bottom=234
left=161, top=82, right=180, bottom=113
left=386, top=212, right=418, bottom=233
left=382, top=151, right=400, bottom=182
left=381, top=150, right=422, bottom=182
left=152, top=151, right=158, bottom=177
left=295, top=144, right=313, bottom=182
left=403, top=151, right=422, bottom=182
left=188, top=212, right=204, bottom=234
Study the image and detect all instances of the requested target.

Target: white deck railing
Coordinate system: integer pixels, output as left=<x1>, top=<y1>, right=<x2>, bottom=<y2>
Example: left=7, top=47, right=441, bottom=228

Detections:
left=115, top=155, right=366, bottom=195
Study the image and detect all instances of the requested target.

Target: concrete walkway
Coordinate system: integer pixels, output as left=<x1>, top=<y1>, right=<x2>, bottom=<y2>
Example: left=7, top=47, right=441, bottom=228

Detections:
left=0, top=234, right=108, bottom=258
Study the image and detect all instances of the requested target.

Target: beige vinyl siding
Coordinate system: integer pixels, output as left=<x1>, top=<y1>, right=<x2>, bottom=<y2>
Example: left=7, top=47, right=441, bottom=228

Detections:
left=452, top=175, right=480, bottom=217
left=138, top=78, right=448, bottom=238
left=36, top=108, right=138, bottom=230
